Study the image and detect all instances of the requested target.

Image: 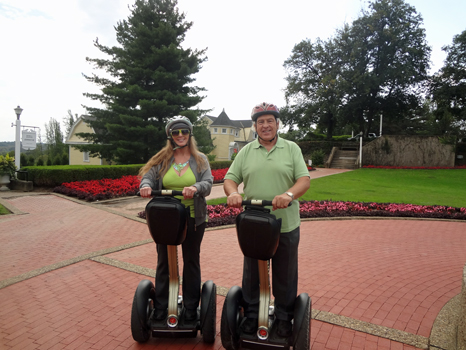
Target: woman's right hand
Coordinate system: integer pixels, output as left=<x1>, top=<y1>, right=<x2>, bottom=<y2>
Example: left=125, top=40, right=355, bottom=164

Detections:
left=139, top=187, right=153, bottom=198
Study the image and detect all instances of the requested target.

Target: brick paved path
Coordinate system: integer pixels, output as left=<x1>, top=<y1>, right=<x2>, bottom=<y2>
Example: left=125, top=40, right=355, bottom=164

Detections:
left=1, top=194, right=465, bottom=350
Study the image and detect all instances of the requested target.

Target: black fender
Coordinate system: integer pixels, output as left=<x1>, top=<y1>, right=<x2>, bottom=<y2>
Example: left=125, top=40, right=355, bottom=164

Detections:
left=225, top=286, right=243, bottom=336
left=292, top=293, right=311, bottom=344
left=134, top=279, right=155, bottom=329
left=200, top=280, right=216, bottom=327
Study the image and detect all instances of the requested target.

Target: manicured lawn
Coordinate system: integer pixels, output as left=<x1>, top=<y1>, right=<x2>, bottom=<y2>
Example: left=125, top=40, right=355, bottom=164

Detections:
left=207, top=169, right=466, bottom=208
left=300, top=169, right=466, bottom=208
left=0, top=204, right=10, bottom=215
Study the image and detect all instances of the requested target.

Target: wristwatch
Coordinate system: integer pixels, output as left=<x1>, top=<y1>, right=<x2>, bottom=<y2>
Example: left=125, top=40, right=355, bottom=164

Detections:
left=285, top=192, right=294, bottom=200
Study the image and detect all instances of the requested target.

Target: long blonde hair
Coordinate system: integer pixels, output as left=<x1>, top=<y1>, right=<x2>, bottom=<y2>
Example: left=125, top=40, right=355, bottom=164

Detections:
left=138, top=135, right=208, bottom=178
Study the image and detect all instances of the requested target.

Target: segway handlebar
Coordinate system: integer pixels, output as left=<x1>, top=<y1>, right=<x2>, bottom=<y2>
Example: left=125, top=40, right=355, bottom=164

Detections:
left=137, top=190, right=199, bottom=197
left=241, top=199, right=292, bottom=207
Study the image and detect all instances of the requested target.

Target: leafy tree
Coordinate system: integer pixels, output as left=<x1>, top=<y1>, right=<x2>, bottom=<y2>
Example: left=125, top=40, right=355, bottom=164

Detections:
left=283, top=0, right=431, bottom=138
left=79, top=0, right=207, bottom=164
left=342, top=0, right=431, bottom=135
left=63, top=110, right=77, bottom=139
left=284, top=34, right=346, bottom=139
left=430, top=29, right=466, bottom=136
left=44, top=118, right=66, bottom=160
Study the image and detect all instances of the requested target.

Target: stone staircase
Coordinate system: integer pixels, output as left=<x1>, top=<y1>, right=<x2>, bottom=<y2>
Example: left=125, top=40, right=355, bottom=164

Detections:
left=329, top=149, right=359, bottom=169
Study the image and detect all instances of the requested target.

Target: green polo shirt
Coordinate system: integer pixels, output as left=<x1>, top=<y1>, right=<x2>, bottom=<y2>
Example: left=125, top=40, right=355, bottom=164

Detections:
left=225, top=137, right=309, bottom=232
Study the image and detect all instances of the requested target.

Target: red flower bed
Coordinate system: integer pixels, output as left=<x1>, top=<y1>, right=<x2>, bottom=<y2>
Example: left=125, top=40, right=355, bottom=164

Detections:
left=53, top=175, right=140, bottom=201
left=299, top=200, right=466, bottom=220
left=137, top=200, right=466, bottom=226
left=212, top=168, right=229, bottom=183
left=364, top=165, right=466, bottom=169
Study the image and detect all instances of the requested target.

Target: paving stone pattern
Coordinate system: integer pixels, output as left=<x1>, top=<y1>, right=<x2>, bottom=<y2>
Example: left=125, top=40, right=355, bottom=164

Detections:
left=1, top=193, right=465, bottom=349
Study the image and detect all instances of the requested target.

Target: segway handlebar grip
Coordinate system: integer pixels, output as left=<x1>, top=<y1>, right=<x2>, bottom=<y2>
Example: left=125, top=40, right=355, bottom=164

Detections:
left=137, top=190, right=199, bottom=197
left=241, top=200, right=292, bottom=207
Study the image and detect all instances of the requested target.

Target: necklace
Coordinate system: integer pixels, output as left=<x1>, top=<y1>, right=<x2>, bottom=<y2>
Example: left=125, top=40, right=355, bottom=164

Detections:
left=173, top=160, right=189, bottom=175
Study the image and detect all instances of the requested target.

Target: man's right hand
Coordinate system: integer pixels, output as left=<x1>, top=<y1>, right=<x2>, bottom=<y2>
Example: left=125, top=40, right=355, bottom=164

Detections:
left=139, top=187, right=153, bottom=198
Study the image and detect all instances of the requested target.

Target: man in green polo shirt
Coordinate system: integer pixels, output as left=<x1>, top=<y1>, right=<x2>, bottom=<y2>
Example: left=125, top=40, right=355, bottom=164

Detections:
left=224, top=102, right=310, bottom=338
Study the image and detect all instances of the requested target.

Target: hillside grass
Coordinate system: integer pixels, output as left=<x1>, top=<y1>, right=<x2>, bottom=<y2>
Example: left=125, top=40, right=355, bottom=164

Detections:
left=207, top=169, right=466, bottom=208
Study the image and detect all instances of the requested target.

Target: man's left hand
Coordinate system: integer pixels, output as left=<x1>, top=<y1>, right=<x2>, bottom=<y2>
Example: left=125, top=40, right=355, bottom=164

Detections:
left=272, top=194, right=293, bottom=211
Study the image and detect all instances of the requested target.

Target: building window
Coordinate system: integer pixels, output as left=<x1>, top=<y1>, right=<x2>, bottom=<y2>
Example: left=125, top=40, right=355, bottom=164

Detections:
left=222, top=128, right=227, bottom=134
left=83, top=151, right=90, bottom=162
left=235, top=130, right=239, bottom=137
left=253, top=132, right=257, bottom=139
left=213, top=128, right=218, bottom=134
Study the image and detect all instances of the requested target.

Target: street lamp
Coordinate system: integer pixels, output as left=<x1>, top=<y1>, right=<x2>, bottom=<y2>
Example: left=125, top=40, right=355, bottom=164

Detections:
left=14, top=106, right=23, bottom=170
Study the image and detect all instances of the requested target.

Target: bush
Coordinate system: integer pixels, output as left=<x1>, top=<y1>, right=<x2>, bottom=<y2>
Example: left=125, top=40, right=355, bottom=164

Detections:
left=27, top=155, right=35, bottom=166
left=46, top=158, right=52, bottom=166
left=207, top=154, right=216, bottom=162
left=22, top=164, right=144, bottom=187
left=209, top=160, right=233, bottom=170
left=61, top=153, right=69, bottom=165
left=36, top=157, right=44, bottom=166
left=310, top=149, right=325, bottom=166
left=20, top=153, right=28, bottom=167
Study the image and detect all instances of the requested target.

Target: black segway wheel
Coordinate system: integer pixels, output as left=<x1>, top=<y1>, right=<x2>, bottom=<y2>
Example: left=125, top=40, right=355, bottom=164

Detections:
left=292, top=293, right=311, bottom=350
left=131, top=279, right=155, bottom=343
left=200, top=280, right=217, bottom=343
left=220, top=286, right=243, bottom=350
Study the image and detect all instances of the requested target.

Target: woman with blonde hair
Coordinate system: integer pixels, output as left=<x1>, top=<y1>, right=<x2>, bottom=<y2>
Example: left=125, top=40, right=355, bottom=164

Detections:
left=139, top=116, right=213, bottom=322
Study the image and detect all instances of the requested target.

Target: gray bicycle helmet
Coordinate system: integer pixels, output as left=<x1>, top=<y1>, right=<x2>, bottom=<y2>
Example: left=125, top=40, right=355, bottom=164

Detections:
left=165, top=116, right=193, bottom=139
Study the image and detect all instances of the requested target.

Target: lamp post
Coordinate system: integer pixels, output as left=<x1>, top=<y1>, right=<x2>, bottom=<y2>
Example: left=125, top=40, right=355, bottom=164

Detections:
left=379, top=112, right=383, bottom=136
left=14, top=106, right=23, bottom=170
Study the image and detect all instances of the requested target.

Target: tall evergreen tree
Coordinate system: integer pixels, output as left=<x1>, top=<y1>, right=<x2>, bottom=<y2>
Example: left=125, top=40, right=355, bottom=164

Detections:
left=79, top=0, right=207, bottom=164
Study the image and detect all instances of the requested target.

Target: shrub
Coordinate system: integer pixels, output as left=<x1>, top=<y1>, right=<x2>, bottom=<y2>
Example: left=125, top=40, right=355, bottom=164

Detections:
left=36, top=157, right=44, bottom=166
left=310, top=149, right=326, bottom=166
left=27, top=155, right=35, bottom=166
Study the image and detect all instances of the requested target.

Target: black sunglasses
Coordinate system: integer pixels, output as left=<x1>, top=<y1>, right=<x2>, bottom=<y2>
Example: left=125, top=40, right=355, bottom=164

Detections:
left=171, top=129, right=190, bottom=137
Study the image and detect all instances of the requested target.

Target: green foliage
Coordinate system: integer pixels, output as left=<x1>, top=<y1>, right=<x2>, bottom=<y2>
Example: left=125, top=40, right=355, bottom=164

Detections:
left=430, top=29, right=466, bottom=135
left=27, top=155, right=35, bottom=166
left=0, top=154, right=17, bottom=177
left=80, top=0, right=207, bottom=164
left=207, top=154, right=216, bottom=162
left=53, top=155, right=62, bottom=166
left=310, top=149, right=325, bottom=166
left=46, top=158, right=52, bottom=166
left=301, top=168, right=466, bottom=208
left=36, top=157, right=44, bottom=166
left=283, top=0, right=431, bottom=138
left=44, top=117, right=66, bottom=159
left=209, top=160, right=232, bottom=170
left=22, top=165, right=144, bottom=187
left=20, top=153, right=28, bottom=167
left=61, top=153, right=69, bottom=165
left=194, top=118, right=216, bottom=155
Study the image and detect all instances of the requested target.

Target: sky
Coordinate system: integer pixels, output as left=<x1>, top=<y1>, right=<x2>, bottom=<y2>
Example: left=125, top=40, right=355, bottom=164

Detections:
left=1, top=0, right=465, bottom=142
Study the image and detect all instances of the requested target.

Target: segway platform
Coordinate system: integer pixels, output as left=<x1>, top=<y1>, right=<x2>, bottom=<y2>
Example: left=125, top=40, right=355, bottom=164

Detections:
left=221, top=200, right=311, bottom=350
left=131, top=190, right=216, bottom=344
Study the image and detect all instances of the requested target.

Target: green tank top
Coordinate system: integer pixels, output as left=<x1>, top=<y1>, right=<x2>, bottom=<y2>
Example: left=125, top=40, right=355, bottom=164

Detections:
left=163, top=165, right=196, bottom=217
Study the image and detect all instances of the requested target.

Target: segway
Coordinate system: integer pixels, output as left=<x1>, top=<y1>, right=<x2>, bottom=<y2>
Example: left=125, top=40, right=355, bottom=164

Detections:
left=221, top=199, right=311, bottom=350
left=131, top=190, right=216, bottom=343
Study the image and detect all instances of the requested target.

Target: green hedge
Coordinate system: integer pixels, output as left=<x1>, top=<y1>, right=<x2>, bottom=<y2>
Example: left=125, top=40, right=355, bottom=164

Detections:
left=209, top=160, right=233, bottom=170
left=21, top=161, right=234, bottom=187
left=21, top=165, right=144, bottom=187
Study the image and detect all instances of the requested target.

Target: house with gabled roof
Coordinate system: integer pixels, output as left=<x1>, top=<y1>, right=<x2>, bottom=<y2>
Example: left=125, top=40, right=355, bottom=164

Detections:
left=202, top=109, right=257, bottom=161
left=65, top=116, right=110, bottom=165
